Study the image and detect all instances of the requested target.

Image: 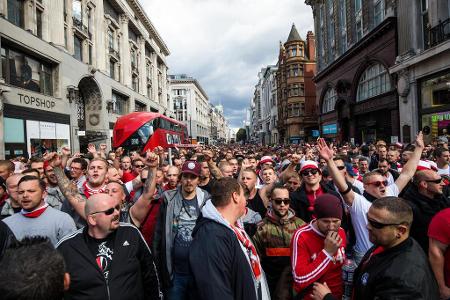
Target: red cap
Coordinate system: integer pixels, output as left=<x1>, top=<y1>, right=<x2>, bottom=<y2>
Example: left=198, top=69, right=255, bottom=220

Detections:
left=181, top=161, right=201, bottom=177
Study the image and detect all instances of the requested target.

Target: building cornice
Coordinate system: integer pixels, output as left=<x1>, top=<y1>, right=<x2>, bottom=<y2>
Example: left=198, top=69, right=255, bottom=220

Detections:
left=170, top=79, right=209, bottom=101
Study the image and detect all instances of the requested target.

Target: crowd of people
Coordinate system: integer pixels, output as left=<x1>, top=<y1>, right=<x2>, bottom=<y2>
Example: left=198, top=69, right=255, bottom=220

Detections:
left=0, top=134, right=449, bottom=299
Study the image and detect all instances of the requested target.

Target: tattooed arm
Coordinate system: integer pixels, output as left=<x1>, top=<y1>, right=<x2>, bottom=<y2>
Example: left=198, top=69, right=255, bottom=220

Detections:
left=51, top=156, right=87, bottom=219
left=204, top=150, right=223, bottom=179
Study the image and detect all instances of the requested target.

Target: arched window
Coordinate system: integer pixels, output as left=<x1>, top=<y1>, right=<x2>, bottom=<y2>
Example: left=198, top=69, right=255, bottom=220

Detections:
left=356, top=63, right=391, bottom=102
left=322, top=88, right=337, bottom=114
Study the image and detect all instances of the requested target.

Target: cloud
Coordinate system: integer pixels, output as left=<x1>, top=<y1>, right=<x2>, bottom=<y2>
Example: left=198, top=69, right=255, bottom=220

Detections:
left=143, top=0, right=314, bottom=127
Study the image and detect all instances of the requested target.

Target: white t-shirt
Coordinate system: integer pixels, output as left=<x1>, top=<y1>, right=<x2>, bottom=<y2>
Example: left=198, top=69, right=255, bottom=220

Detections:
left=349, top=184, right=399, bottom=254
left=438, top=166, right=450, bottom=176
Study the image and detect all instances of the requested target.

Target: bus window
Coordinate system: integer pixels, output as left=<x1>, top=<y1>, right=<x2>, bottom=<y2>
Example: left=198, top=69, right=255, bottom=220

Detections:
left=137, top=121, right=153, bottom=144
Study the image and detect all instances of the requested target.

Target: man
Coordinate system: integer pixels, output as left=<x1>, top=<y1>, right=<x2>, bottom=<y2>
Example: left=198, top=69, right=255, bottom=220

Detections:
left=291, top=194, right=346, bottom=300
left=241, top=168, right=268, bottom=217
left=253, top=184, right=304, bottom=297
left=198, top=161, right=215, bottom=193
left=352, top=197, right=438, bottom=299
left=387, top=149, right=401, bottom=170
left=318, top=133, right=423, bottom=262
left=69, top=157, right=87, bottom=192
left=44, top=163, right=66, bottom=210
left=329, top=157, right=364, bottom=195
left=189, top=177, right=270, bottom=300
left=153, top=160, right=210, bottom=297
left=285, top=173, right=301, bottom=193
left=120, top=156, right=132, bottom=180
left=56, top=193, right=162, bottom=300
left=261, top=166, right=278, bottom=186
left=358, top=157, right=369, bottom=178
left=0, top=160, right=14, bottom=180
left=402, top=170, right=450, bottom=252
left=435, top=147, right=450, bottom=176
left=29, top=157, right=45, bottom=179
left=429, top=208, right=450, bottom=299
left=369, top=144, right=388, bottom=171
left=219, top=161, right=234, bottom=177
left=3, top=176, right=76, bottom=245
left=1, top=174, right=23, bottom=219
left=0, top=237, right=69, bottom=300
left=289, top=160, right=341, bottom=223
left=377, top=158, right=399, bottom=186
left=164, top=165, right=180, bottom=191
left=227, top=157, right=240, bottom=178
left=122, top=158, right=145, bottom=183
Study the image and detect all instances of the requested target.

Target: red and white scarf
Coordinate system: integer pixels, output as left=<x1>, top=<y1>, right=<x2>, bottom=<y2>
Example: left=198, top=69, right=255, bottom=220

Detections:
left=21, top=203, right=49, bottom=218
left=82, top=181, right=106, bottom=199
left=231, top=223, right=262, bottom=282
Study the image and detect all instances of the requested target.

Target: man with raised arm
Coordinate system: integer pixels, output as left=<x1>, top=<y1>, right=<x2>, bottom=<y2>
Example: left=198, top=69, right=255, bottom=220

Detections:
left=317, top=132, right=424, bottom=262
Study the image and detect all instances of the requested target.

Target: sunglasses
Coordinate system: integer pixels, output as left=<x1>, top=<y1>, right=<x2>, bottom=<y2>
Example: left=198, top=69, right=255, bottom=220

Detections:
left=367, top=217, right=402, bottom=229
left=273, top=198, right=290, bottom=205
left=336, top=166, right=346, bottom=171
left=134, top=165, right=145, bottom=168
left=425, top=178, right=443, bottom=184
left=366, top=180, right=388, bottom=187
left=301, top=169, right=319, bottom=177
left=90, top=205, right=120, bottom=216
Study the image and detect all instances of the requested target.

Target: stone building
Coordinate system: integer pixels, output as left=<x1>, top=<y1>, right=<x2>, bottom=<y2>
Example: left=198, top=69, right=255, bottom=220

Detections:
left=276, top=25, right=318, bottom=144
left=306, top=0, right=398, bottom=144
left=169, top=74, right=210, bottom=144
left=0, top=0, right=171, bottom=159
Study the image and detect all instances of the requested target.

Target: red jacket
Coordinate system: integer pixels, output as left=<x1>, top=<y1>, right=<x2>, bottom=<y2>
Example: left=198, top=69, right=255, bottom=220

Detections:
left=290, top=222, right=346, bottom=300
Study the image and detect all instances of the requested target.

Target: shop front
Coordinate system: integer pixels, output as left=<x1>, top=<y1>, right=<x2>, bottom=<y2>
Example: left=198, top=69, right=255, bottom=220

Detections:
left=419, top=70, right=450, bottom=144
left=322, top=123, right=338, bottom=142
left=2, top=86, right=71, bottom=159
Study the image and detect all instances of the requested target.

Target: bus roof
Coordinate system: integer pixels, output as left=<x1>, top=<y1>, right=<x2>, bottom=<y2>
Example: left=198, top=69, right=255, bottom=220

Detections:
left=113, top=112, right=186, bottom=148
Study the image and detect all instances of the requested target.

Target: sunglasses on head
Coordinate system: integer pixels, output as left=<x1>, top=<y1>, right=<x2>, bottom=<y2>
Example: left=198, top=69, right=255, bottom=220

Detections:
left=366, top=180, right=388, bottom=187
left=273, top=198, right=290, bottom=205
left=301, top=169, right=319, bottom=176
left=90, top=205, right=120, bottom=216
left=336, top=166, right=346, bottom=171
left=367, top=217, right=402, bottom=229
left=425, top=178, right=443, bottom=184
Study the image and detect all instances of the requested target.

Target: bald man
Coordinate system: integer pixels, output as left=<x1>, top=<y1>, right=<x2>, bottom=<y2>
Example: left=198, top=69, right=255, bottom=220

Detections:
left=402, top=169, right=450, bottom=252
left=57, top=193, right=163, bottom=300
left=1, top=174, right=23, bottom=219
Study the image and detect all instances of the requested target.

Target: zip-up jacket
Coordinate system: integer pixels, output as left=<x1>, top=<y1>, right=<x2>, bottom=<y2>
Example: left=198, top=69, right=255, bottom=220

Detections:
left=253, top=208, right=304, bottom=296
left=152, top=186, right=210, bottom=290
left=56, top=223, right=163, bottom=300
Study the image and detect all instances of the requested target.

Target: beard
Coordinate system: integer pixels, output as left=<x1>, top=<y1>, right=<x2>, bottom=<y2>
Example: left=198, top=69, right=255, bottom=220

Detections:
left=274, top=209, right=288, bottom=218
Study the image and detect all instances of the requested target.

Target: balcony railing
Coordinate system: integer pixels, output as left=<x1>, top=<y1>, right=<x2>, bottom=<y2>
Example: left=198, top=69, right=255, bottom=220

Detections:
left=109, top=47, right=120, bottom=59
left=73, top=17, right=89, bottom=36
left=428, top=18, right=450, bottom=49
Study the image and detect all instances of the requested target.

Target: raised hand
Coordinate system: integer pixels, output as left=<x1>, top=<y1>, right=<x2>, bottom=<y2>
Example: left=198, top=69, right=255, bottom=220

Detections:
left=241, top=158, right=252, bottom=170
left=290, top=153, right=303, bottom=165
left=87, top=143, right=97, bottom=154
left=415, top=131, right=424, bottom=149
left=49, top=153, right=62, bottom=167
left=203, top=150, right=214, bottom=162
left=43, top=152, right=54, bottom=162
left=115, top=147, right=124, bottom=157
left=144, top=150, right=159, bottom=169
left=61, top=146, right=71, bottom=157
left=99, top=143, right=107, bottom=152
left=317, top=138, right=334, bottom=161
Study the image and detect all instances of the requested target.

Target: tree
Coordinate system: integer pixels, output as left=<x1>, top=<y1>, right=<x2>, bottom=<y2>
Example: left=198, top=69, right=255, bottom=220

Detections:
left=236, top=128, right=247, bottom=142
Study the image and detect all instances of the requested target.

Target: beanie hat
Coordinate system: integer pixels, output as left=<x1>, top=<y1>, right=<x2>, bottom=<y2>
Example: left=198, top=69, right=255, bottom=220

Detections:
left=314, top=194, right=343, bottom=220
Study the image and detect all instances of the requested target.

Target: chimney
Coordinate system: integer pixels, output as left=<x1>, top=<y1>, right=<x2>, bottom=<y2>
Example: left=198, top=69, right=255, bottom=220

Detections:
left=306, top=31, right=316, bottom=61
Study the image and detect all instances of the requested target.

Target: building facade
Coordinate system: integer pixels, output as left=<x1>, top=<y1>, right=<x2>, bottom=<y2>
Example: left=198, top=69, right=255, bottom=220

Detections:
left=391, top=0, right=450, bottom=144
left=276, top=25, right=318, bottom=144
left=306, top=0, right=398, bottom=144
left=209, top=104, right=229, bottom=144
left=0, top=0, right=171, bottom=159
left=169, top=74, right=210, bottom=144
left=261, top=65, right=278, bottom=145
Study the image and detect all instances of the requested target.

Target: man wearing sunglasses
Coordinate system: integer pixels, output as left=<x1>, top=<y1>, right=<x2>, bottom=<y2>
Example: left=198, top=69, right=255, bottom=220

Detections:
left=252, top=184, right=305, bottom=297
left=318, top=132, right=424, bottom=263
left=402, top=169, right=450, bottom=253
left=56, top=193, right=163, bottom=300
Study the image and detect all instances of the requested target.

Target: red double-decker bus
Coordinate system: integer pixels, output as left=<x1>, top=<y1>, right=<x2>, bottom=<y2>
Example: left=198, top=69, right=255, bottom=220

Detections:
left=113, top=112, right=190, bottom=152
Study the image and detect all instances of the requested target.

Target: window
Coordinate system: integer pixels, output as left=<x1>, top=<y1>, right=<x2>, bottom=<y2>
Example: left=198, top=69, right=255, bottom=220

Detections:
left=131, top=49, right=137, bottom=69
left=88, top=44, right=93, bottom=65
left=355, top=0, right=363, bottom=41
left=135, top=101, right=146, bottom=112
left=111, top=91, right=128, bottom=115
left=36, top=9, right=43, bottom=38
left=7, top=0, right=24, bottom=27
left=1, top=45, right=53, bottom=95
left=327, top=0, right=335, bottom=61
left=322, top=88, right=337, bottom=113
left=288, top=103, right=300, bottom=117
left=291, top=46, right=297, bottom=57
left=421, top=0, right=429, bottom=48
left=356, top=63, right=391, bottom=102
left=339, top=0, right=347, bottom=54
left=72, top=0, right=82, bottom=24
left=373, top=0, right=384, bottom=26
left=74, top=36, right=83, bottom=61
left=108, top=30, right=114, bottom=50
left=109, top=59, right=115, bottom=79
left=420, top=72, right=450, bottom=109
left=132, top=75, right=139, bottom=92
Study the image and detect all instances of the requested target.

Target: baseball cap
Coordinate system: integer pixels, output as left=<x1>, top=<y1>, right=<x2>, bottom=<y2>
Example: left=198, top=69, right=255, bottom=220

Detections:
left=259, top=156, right=275, bottom=166
left=181, top=161, right=201, bottom=177
left=300, top=160, right=319, bottom=173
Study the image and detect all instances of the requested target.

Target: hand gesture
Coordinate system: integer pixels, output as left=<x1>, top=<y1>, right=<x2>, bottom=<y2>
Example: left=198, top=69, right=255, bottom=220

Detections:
left=317, top=138, right=334, bottom=161
left=43, top=152, right=54, bottom=162
left=203, top=150, right=214, bottom=162
left=73, top=152, right=81, bottom=158
left=311, top=282, right=332, bottom=300
left=87, top=143, right=97, bottom=154
left=324, top=231, right=342, bottom=256
left=61, top=146, right=71, bottom=157
left=290, top=153, right=302, bottom=165
left=144, top=150, right=159, bottom=169
left=415, top=131, right=424, bottom=149
left=49, top=153, right=62, bottom=167
left=115, top=147, right=124, bottom=157
left=99, top=143, right=107, bottom=152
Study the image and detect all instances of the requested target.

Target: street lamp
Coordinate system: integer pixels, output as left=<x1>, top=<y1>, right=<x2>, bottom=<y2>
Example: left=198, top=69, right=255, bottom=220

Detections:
left=189, top=114, right=193, bottom=143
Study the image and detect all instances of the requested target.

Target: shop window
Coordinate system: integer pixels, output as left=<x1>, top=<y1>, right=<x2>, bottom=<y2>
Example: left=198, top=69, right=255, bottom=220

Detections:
left=322, top=88, right=337, bottom=113
left=1, top=45, right=53, bottom=95
left=4, top=118, right=24, bottom=143
left=7, top=0, right=24, bottom=28
left=420, top=73, right=450, bottom=109
left=356, top=63, right=391, bottom=102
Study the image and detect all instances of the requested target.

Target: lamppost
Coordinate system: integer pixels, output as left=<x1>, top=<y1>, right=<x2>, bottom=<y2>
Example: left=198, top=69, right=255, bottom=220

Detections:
left=189, top=114, right=193, bottom=143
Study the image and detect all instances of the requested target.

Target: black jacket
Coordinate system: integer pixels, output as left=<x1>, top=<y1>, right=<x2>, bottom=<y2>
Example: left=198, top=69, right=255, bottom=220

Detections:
left=0, top=220, right=16, bottom=259
left=189, top=216, right=260, bottom=300
left=56, top=224, right=162, bottom=300
left=353, top=238, right=439, bottom=300
left=402, top=185, right=450, bottom=253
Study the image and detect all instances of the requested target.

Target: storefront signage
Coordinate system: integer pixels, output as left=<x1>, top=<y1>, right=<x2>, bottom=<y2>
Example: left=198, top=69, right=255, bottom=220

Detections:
left=312, top=130, right=320, bottom=137
left=431, top=113, right=450, bottom=122
left=3, top=86, right=69, bottom=113
left=322, top=124, right=337, bottom=135
left=18, top=93, right=56, bottom=109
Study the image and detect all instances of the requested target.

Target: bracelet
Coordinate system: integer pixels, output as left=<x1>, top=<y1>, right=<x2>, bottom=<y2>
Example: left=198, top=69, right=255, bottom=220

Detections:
left=339, top=185, right=352, bottom=195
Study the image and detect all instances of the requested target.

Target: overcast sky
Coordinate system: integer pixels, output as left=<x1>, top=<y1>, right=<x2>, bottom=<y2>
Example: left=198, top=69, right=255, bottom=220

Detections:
left=143, top=0, right=314, bottom=129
